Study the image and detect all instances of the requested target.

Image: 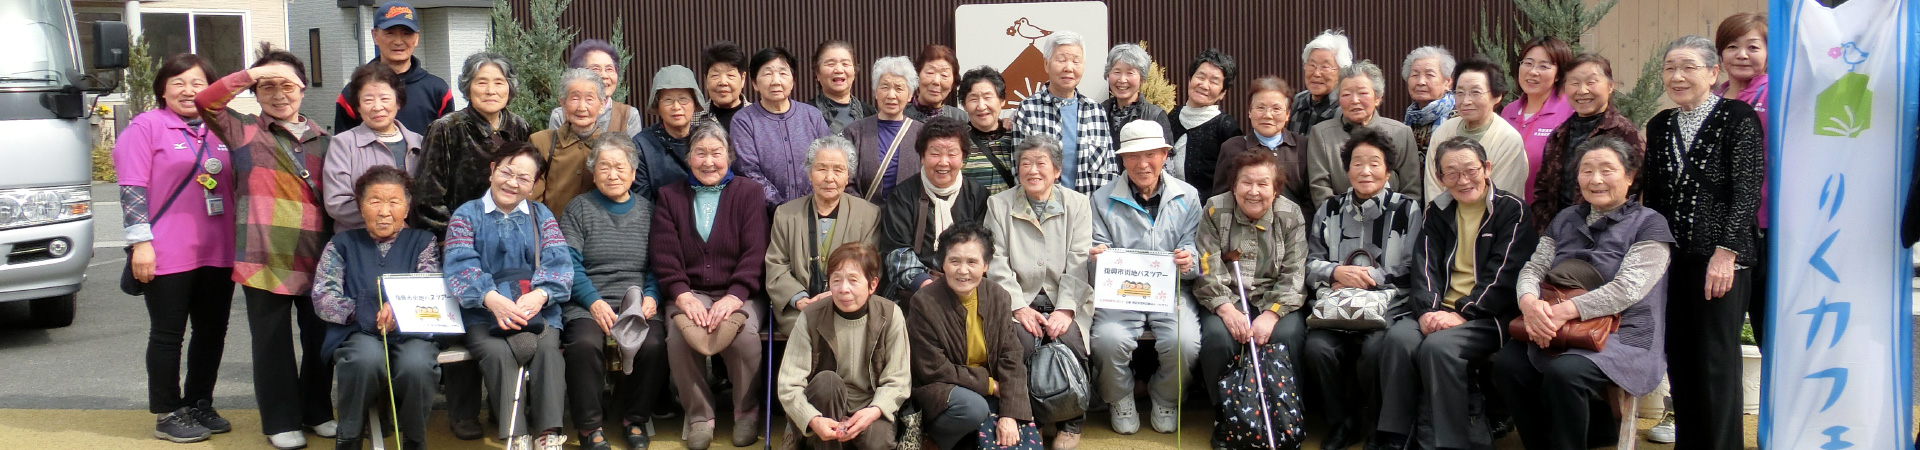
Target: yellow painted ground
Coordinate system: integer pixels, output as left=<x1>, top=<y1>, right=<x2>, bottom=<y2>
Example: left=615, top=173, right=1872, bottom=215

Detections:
left=0, top=408, right=1756, bottom=450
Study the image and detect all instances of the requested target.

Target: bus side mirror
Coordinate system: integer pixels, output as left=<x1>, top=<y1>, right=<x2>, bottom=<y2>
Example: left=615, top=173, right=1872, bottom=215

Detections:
left=93, top=21, right=129, bottom=70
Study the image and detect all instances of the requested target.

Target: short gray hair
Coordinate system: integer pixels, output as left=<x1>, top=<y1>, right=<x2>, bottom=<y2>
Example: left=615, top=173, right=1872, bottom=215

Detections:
left=1106, top=43, right=1151, bottom=76
left=559, top=67, right=605, bottom=99
left=1339, top=60, right=1386, bottom=96
left=871, top=56, right=919, bottom=93
left=1401, top=46, right=1456, bottom=80
left=688, top=120, right=732, bottom=159
left=1042, top=30, right=1084, bottom=59
left=585, top=135, right=639, bottom=172
left=1573, top=134, right=1640, bottom=175
left=459, top=52, right=520, bottom=101
left=805, top=135, right=859, bottom=176
left=1664, top=35, right=1721, bottom=68
left=1014, top=134, right=1063, bottom=170
left=1302, top=30, right=1355, bottom=68
left=1433, top=135, right=1490, bottom=170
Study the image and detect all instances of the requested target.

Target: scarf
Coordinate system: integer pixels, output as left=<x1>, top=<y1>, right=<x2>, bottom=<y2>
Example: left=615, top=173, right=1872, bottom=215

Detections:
left=1178, top=104, right=1222, bottom=129
left=1254, top=130, right=1286, bottom=149
left=1404, top=92, right=1456, bottom=128
left=923, top=173, right=961, bottom=238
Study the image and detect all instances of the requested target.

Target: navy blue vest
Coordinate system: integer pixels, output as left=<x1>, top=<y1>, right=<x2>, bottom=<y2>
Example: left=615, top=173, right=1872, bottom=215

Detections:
left=321, top=227, right=436, bottom=360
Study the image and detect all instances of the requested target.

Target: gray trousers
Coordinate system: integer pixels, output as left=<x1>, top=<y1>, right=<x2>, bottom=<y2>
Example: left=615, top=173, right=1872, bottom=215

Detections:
left=464, top=323, right=566, bottom=438
left=1197, top=308, right=1307, bottom=406
left=801, top=371, right=896, bottom=450
left=1088, top=297, right=1200, bottom=409
left=928, top=387, right=997, bottom=450
left=333, top=332, right=440, bottom=442
left=1377, top=317, right=1500, bottom=450
left=664, top=292, right=765, bottom=423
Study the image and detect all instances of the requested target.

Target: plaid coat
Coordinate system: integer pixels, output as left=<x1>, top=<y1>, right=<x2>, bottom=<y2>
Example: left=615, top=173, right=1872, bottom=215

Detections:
left=1012, top=83, right=1116, bottom=193
left=196, top=70, right=332, bottom=295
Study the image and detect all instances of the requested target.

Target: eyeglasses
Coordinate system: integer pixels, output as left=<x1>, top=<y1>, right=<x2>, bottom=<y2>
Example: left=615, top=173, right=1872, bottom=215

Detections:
left=657, top=96, right=695, bottom=107
left=495, top=167, right=535, bottom=186
left=1440, top=166, right=1484, bottom=183
left=1250, top=104, right=1288, bottom=116
left=1307, top=62, right=1341, bottom=73
left=1662, top=64, right=1709, bottom=76
left=1519, top=59, right=1557, bottom=73
left=1451, top=88, right=1488, bottom=98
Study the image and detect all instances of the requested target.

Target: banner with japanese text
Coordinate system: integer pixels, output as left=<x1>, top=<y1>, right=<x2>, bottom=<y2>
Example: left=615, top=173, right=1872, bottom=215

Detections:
left=1764, top=1, right=1915, bottom=449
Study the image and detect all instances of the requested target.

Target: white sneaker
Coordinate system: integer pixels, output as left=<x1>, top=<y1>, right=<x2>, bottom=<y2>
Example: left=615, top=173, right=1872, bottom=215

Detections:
left=310, top=420, right=338, bottom=438
left=1109, top=395, right=1140, bottom=435
left=1648, top=411, right=1676, bottom=444
left=1150, top=404, right=1178, bottom=434
left=508, top=435, right=534, bottom=450
left=267, top=430, right=307, bottom=450
left=537, top=432, right=568, bottom=450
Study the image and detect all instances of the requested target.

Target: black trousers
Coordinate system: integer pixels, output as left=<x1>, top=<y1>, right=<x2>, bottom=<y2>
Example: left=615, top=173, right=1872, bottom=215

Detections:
left=243, top=286, right=335, bottom=434
left=144, top=266, right=234, bottom=414
left=1491, top=341, right=1615, bottom=450
left=1198, top=308, right=1307, bottom=406
left=1747, top=228, right=1770, bottom=347
left=1302, top=327, right=1389, bottom=427
left=1377, top=317, right=1500, bottom=450
left=562, top=316, right=670, bottom=432
left=1666, top=253, right=1749, bottom=450
left=439, top=338, right=483, bottom=422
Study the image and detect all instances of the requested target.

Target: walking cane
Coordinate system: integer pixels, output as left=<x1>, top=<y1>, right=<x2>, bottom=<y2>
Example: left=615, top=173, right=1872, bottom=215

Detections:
left=504, top=332, right=540, bottom=445
left=1225, top=252, right=1278, bottom=448
left=379, top=314, right=404, bottom=448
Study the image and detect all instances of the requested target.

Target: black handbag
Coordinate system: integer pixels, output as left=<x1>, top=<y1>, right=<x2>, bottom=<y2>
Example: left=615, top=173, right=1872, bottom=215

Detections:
left=1211, top=342, right=1305, bottom=450
left=974, top=416, right=1042, bottom=450
left=1025, top=335, right=1089, bottom=424
left=121, top=133, right=211, bottom=296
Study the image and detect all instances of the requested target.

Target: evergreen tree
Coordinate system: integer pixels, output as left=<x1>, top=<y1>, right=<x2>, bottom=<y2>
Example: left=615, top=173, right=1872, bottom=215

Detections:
left=488, top=0, right=633, bottom=132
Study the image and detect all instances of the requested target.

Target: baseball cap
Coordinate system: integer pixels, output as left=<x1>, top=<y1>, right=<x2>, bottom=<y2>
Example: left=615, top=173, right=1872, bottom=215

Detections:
left=373, top=2, right=420, bottom=32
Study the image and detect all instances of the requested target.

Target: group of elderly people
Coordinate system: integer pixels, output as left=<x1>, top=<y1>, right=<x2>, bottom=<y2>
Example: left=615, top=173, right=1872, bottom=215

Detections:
left=116, top=4, right=1770, bottom=450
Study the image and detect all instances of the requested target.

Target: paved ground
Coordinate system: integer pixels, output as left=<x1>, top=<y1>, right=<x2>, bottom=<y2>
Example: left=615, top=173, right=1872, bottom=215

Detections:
left=0, top=182, right=1908, bottom=448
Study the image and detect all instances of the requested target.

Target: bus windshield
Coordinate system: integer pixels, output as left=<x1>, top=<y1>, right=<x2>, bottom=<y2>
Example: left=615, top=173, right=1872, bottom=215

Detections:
left=0, top=0, right=77, bottom=90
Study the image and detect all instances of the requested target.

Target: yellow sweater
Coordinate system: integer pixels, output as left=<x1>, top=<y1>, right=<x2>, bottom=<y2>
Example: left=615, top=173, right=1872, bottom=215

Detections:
left=1445, top=200, right=1487, bottom=310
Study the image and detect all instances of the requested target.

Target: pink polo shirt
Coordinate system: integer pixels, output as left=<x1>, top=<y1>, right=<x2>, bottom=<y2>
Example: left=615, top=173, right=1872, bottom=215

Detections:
left=112, top=109, right=236, bottom=276
left=1718, top=74, right=1770, bottom=228
left=1500, top=91, right=1574, bottom=203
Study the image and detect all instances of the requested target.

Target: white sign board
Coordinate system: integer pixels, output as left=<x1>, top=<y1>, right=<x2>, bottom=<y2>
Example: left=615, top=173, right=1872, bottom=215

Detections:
left=954, top=2, right=1110, bottom=112
left=1093, top=248, right=1178, bottom=313
left=379, top=273, right=466, bottom=334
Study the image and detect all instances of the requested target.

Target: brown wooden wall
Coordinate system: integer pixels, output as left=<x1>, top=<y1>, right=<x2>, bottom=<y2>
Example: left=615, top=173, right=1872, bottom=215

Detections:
left=510, top=0, right=1525, bottom=122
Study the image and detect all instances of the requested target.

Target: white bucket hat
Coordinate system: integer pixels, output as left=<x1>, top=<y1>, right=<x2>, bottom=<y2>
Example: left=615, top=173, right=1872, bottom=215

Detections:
left=1115, top=120, right=1172, bottom=154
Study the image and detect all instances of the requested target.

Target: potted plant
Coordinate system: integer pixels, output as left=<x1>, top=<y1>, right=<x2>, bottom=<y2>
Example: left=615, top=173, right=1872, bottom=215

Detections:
left=1741, top=322, right=1762, bottom=414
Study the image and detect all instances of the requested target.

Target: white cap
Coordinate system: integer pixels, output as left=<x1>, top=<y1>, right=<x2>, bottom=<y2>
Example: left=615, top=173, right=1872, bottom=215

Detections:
left=1115, top=120, right=1172, bottom=155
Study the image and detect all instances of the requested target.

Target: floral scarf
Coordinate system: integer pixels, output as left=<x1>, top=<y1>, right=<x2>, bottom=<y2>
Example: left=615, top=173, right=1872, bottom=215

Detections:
left=1403, top=91, right=1457, bottom=128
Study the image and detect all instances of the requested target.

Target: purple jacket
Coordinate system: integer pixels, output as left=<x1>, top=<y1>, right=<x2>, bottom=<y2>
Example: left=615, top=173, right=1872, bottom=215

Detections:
left=323, top=123, right=423, bottom=232
left=731, top=102, right=831, bottom=206
left=650, top=176, right=772, bottom=301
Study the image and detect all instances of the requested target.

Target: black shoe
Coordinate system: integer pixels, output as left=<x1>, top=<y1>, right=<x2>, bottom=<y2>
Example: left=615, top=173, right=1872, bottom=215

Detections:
left=334, top=437, right=362, bottom=450
left=187, top=399, right=232, bottom=434
left=1365, top=432, right=1407, bottom=450
left=154, top=407, right=212, bottom=443
left=1321, top=420, right=1360, bottom=450
left=580, top=429, right=613, bottom=450
left=1488, top=419, right=1513, bottom=440
left=625, top=422, right=651, bottom=450
left=402, top=439, right=424, bottom=450
left=449, top=417, right=483, bottom=441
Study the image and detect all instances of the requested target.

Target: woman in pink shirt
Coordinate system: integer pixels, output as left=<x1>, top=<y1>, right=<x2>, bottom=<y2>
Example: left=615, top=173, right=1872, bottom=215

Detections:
left=1715, top=11, right=1771, bottom=350
left=113, top=53, right=237, bottom=443
left=1498, top=36, right=1575, bottom=203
